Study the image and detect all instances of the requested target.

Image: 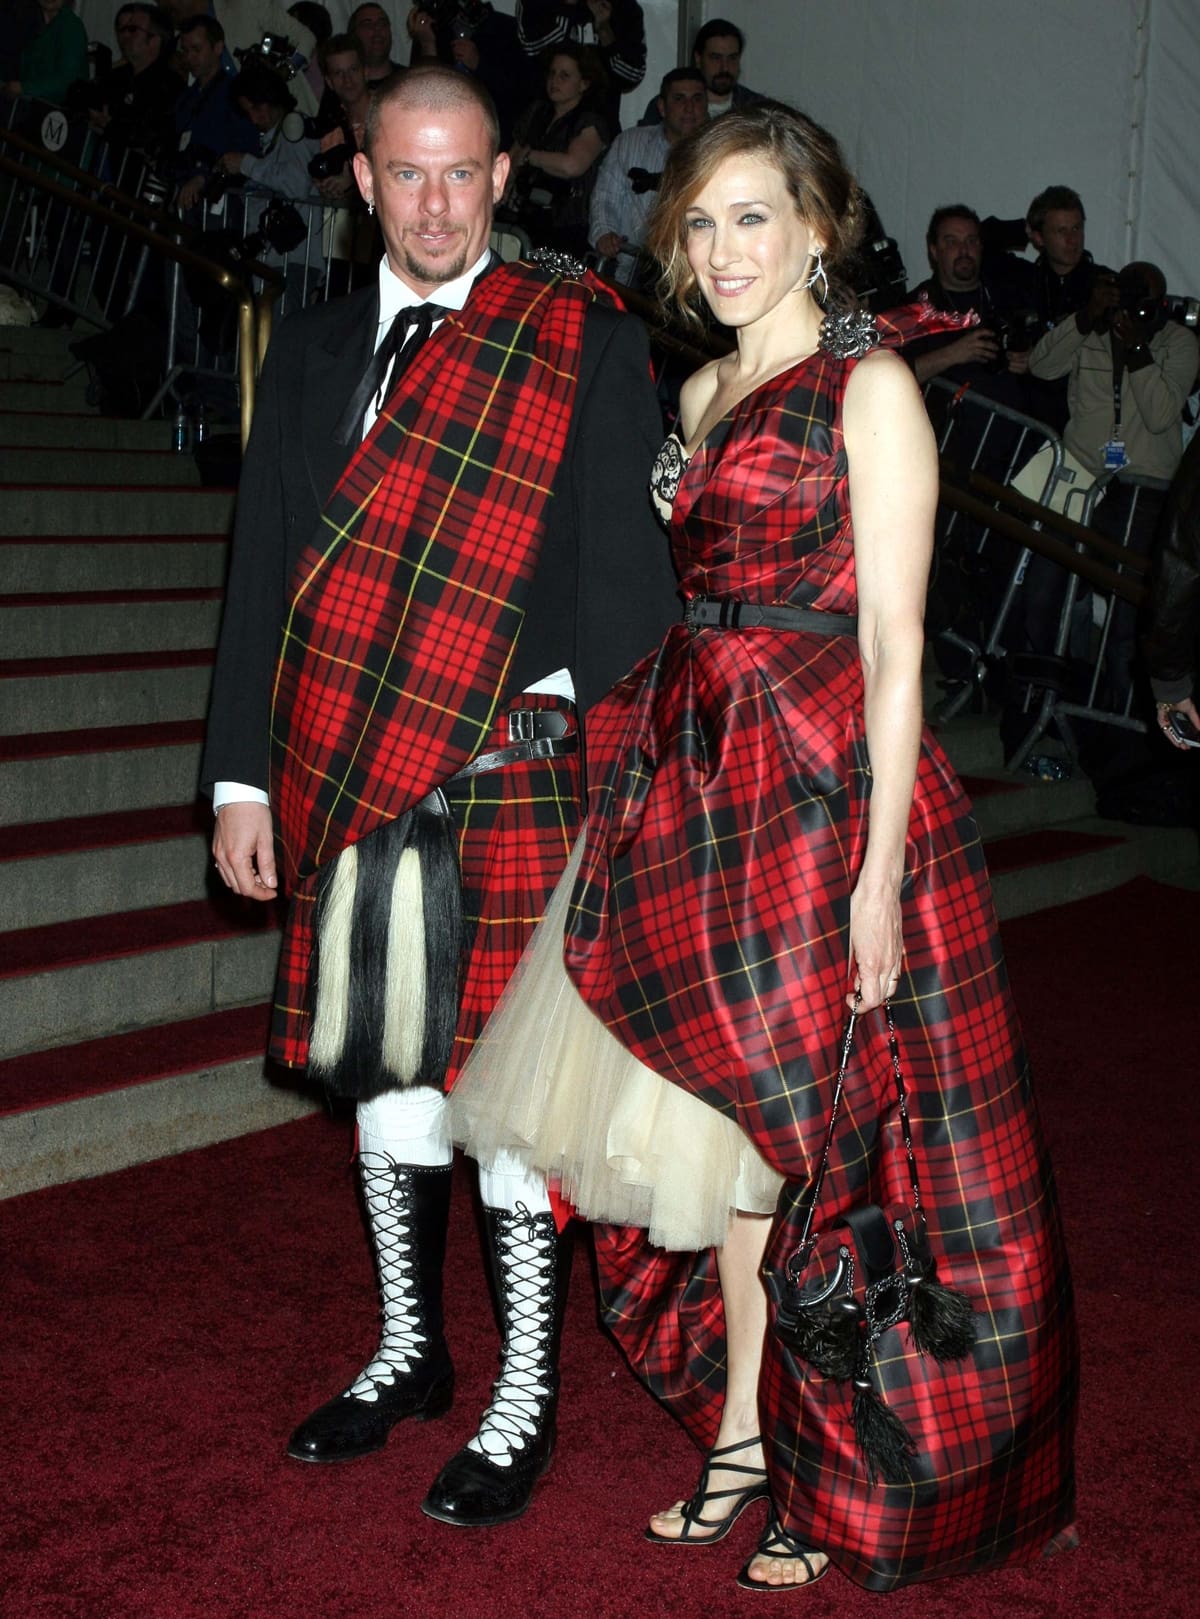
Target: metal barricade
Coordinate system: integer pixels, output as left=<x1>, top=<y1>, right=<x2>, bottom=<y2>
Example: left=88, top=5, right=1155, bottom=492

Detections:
left=0, top=97, right=151, bottom=328
left=922, top=377, right=1065, bottom=721
left=0, top=120, right=280, bottom=446
left=1005, top=469, right=1169, bottom=771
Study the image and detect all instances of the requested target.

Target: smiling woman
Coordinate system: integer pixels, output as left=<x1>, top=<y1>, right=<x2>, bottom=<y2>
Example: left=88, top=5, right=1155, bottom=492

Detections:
left=450, top=100, right=1078, bottom=1598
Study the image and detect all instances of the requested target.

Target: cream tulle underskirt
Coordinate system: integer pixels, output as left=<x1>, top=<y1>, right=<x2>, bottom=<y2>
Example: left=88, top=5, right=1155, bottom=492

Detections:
left=448, top=836, right=784, bottom=1251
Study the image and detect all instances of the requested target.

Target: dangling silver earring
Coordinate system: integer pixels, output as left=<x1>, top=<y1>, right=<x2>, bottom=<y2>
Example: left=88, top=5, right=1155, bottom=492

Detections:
left=802, top=246, right=828, bottom=301
left=367, top=200, right=375, bottom=217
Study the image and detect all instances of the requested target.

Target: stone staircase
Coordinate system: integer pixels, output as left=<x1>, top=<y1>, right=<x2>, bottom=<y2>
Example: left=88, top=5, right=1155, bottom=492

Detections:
left=0, top=323, right=1194, bottom=1202
left=0, top=324, right=312, bottom=1200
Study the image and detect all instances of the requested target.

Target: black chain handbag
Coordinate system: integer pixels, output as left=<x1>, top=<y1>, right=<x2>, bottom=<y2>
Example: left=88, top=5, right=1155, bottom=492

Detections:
left=773, top=1002, right=978, bottom=1484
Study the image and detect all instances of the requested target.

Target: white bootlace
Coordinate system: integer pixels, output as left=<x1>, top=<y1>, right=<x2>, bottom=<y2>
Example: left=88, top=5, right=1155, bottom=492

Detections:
left=346, top=1154, right=428, bottom=1402
left=468, top=1204, right=557, bottom=1467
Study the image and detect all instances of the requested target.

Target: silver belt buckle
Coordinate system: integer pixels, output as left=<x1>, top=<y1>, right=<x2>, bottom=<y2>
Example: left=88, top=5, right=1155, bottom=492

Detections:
left=508, top=708, right=535, bottom=743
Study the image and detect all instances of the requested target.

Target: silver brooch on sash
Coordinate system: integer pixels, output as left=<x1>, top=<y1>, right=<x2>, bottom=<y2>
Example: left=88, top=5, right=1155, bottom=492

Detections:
left=528, top=246, right=588, bottom=278
left=818, top=309, right=882, bottom=360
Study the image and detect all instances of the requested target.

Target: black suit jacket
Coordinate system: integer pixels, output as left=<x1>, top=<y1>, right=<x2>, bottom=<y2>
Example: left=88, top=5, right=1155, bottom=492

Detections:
left=201, top=274, right=678, bottom=794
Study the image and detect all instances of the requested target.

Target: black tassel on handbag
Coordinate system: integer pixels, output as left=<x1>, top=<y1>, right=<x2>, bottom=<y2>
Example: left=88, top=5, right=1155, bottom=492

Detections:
left=773, top=1002, right=977, bottom=1485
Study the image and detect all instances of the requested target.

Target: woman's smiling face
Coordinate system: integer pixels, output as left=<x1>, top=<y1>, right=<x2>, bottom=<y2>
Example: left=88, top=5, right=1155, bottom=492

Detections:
left=684, top=156, right=822, bottom=331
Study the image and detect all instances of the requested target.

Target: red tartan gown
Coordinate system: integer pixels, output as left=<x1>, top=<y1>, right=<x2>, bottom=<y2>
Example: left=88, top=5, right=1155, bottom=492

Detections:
left=566, top=351, right=1078, bottom=1589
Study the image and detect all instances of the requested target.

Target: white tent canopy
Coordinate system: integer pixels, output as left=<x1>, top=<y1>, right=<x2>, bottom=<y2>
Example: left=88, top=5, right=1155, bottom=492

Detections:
left=700, top=0, right=1199, bottom=298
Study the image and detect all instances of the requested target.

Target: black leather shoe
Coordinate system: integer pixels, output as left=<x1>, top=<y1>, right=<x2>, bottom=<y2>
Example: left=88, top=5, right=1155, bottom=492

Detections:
left=420, top=1422, right=555, bottom=1526
left=287, top=1345, right=454, bottom=1463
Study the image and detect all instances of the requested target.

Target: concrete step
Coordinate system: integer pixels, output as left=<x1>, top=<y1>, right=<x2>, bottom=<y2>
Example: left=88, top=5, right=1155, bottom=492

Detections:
left=0, top=651, right=214, bottom=735
left=0, top=724, right=203, bottom=826
left=0, top=447, right=202, bottom=485
left=0, top=590, right=222, bottom=658
left=0, top=1055, right=316, bottom=1200
left=0, top=486, right=234, bottom=536
left=0, top=346, right=77, bottom=382
left=963, top=771, right=1096, bottom=840
left=0, top=1001, right=316, bottom=1200
left=0, top=375, right=93, bottom=412
left=0, top=534, right=228, bottom=592
left=0, top=325, right=77, bottom=357
left=0, top=803, right=212, bottom=930
left=0, top=898, right=283, bottom=1058
left=0, top=1003, right=312, bottom=1200
left=987, top=823, right=1141, bottom=919
left=0, top=410, right=177, bottom=450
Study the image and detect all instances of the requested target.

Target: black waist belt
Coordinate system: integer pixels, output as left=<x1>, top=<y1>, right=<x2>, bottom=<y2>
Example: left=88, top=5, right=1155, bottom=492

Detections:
left=419, top=705, right=577, bottom=812
left=683, top=597, right=857, bottom=636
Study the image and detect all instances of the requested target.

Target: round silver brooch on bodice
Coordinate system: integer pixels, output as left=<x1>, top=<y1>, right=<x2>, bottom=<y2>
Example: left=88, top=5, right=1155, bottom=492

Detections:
left=818, top=309, right=882, bottom=360
left=650, top=435, right=687, bottom=507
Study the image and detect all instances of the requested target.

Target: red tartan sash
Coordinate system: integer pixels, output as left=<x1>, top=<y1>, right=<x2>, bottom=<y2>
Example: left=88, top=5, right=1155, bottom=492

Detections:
left=267, top=262, right=613, bottom=1069
left=271, top=262, right=609, bottom=886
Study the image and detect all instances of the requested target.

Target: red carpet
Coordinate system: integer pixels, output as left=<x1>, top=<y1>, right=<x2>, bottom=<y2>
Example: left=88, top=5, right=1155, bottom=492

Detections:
left=0, top=876, right=1196, bottom=1619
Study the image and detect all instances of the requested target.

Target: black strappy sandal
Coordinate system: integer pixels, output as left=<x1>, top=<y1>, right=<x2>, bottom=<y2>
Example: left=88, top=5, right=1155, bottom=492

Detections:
left=643, top=1434, right=770, bottom=1546
left=736, top=1508, right=830, bottom=1592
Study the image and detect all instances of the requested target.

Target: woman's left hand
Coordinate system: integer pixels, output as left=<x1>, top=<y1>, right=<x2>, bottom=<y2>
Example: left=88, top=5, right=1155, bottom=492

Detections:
left=847, top=881, right=903, bottom=1012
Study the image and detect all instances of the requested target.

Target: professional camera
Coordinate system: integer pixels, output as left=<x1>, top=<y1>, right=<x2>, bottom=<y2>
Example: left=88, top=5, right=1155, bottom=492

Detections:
left=1163, top=293, right=1199, bottom=330
left=308, top=143, right=354, bottom=181
left=1118, top=276, right=1163, bottom=329
left=424, top=0, right=491, bottom=38
left=627, top=167, right=661, bottom=196
left=234, top=33, right=302, bottom=79
left=241, top=197, right=308, bottom=260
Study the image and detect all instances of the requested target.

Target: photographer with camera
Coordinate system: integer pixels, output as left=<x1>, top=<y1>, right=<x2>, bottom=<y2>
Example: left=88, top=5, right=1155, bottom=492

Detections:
left=1031, top=261, right=1197, bottom=483
left=906, top=205, right=1037, bottom=412
left=1026, top=262, right=1199, bottom=728
left=405, top=4, right=535, bottom=149
left=83, top=5, right=183, bottom=160
left=588, top=65, right=705, bottom=287
left=174, top=14, right=258, bottom=212
left=312, top=33, right=370, bottom=201
left=212, top=59, right=321, bottom=306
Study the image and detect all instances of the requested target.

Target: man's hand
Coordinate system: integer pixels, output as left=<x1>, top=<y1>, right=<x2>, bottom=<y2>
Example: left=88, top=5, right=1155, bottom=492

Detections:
left=594, top=231, right=623, bottom=259
left=451, top=38, right=480, bottom=71
left=587, top=0, right=614, bottom=41
left=177, top=175, right=204, bottom=211
left=946, top=329, right=1000, bottom=367
left=1079, top=273, right=1118, bottom=333
left=220, top=151, right=245, bottom=175
left=318, top=169, right=355, bottom=202
left=1006, top=347, right=1031, bottom=375
left=213, top=802, right=279, bottom=900
left=406, top=7, right=437, bottom=53
left=1111, top=307, right=1152, bottom=355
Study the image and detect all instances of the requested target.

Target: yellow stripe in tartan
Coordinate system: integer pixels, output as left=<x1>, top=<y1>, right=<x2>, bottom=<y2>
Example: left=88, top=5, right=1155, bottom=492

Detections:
left=273, top=271, right=591, bottom=867
left=308, top=281, right=567, bottom=858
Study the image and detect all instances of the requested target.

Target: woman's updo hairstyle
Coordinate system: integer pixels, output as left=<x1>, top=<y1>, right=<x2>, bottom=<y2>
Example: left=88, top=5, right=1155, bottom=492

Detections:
left=647, top=101, right=867, bottom=327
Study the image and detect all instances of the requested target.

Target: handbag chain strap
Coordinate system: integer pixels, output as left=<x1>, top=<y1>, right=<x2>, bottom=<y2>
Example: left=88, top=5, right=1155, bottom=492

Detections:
left=790, top=1001, right=924, bottom=1269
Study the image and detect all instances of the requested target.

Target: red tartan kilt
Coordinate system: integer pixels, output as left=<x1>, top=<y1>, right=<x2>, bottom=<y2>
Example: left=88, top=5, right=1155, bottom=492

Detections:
left=443, top=698, right=582, bottom=1087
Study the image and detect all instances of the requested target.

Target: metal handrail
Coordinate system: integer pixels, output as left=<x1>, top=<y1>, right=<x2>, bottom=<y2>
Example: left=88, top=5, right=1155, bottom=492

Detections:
left=937, top=476, right=1146, bottom=608
left=0, top=133, right=282, bottom=446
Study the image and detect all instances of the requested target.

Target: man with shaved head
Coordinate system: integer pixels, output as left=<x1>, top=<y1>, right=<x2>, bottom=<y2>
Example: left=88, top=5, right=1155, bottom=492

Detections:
left=202, top=65, right=675, bottom=1529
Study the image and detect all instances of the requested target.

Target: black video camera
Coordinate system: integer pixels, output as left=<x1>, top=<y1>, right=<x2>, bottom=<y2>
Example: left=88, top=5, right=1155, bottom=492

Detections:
left=627, top=167, right=661, bottom=196
left=308, top=142, right=354, bottom=181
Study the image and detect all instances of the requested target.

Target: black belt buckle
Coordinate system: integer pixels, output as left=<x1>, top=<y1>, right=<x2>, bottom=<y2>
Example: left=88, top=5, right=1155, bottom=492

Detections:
left=508, top=707, right=570, bottom=744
